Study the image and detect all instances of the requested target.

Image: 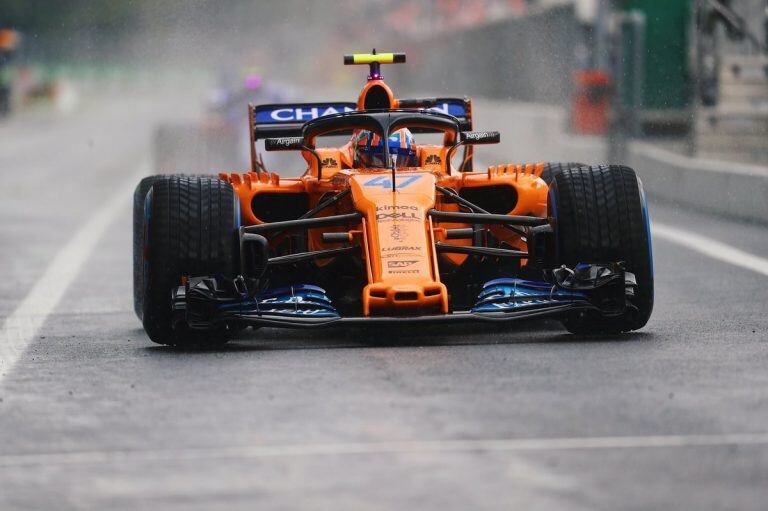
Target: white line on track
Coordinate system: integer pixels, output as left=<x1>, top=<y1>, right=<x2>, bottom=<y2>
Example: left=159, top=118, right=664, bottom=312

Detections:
left=458, top=160, right=768, bottom=278
left=0, top=433, right=767, bottom=467
left=652, top=222, right=768, bottom=277
left=0, top=165, right=146, bottom=383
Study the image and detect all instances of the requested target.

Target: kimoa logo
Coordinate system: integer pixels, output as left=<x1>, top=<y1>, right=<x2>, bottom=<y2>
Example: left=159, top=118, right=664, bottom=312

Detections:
left=377, top=205, right=418, bottom=211
left=425, top=154, right=442, bottom=165
left=270, top=106, right=355, bottom=121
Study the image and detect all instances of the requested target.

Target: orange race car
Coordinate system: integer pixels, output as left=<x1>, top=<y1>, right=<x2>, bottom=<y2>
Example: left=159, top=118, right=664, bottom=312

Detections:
left=133, top=51, right=653, bottom=347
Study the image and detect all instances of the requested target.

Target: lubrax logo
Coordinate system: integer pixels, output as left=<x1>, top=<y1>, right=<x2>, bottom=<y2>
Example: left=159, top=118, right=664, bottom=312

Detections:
left=425, top=154, right=442, bottom=165
left=321, top=157, right=338, bottom=167
left=387, top=260, right=418, bottom=268
left=382, top=246, right=419, bottom=252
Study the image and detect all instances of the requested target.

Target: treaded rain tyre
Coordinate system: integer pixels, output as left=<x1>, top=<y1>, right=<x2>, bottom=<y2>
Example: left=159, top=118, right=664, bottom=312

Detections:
left=132, top=174, right=211, bottom=319
left=539, top=162, right=585, bottom=185
left=549, top=165, right=653, bottom=333
left=142, top=176, right=238, bottom=346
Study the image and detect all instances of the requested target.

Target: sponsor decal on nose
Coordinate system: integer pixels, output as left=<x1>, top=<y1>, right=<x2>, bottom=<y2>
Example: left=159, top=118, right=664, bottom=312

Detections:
left=364, top=175, right=422, bottom=190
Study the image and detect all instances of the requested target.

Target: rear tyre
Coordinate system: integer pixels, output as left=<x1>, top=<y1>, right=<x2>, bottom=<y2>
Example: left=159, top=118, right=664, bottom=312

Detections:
left=539, top=162, right=585, bottom=185
left=142, top=176, right=239, bottom=347
left=132, top=174, right=211, bottom=319
left=549, top=165, right=653, bottom=334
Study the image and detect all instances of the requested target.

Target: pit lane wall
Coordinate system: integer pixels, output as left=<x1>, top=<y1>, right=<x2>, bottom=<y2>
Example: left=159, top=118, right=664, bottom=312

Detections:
left=395, top=3, right=579, bottom=105
left=630, top=144, right=768, bottom=223
left=474, top=99, right=768, bottom=224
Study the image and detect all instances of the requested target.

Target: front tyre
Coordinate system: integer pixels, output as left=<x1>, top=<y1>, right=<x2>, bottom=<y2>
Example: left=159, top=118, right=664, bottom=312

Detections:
left=132, top=174, right=211, bottom=320
left=142, top=176, right=239, bottom=346
left=549, top=165, right=653, bottom=333
left=539, top=162, right=585, bottom=185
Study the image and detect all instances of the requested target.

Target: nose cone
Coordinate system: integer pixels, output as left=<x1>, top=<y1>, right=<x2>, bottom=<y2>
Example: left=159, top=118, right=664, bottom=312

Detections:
left=349, top=172, right=448, bottom=315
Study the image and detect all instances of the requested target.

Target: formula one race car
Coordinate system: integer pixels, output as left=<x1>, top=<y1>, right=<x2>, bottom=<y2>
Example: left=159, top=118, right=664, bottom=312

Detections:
left=133, top=51, right=653, bottom=346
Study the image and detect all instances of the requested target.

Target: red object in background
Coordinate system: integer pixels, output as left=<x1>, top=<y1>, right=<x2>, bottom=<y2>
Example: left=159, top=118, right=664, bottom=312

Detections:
left=571, top=70, right=612, bottom=135
left=0, top=29, right=19, bottom=51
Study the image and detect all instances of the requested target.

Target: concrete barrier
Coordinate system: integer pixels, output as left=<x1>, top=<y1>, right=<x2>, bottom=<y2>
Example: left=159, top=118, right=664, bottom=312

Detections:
left=628, top=142, right=768, bottom=223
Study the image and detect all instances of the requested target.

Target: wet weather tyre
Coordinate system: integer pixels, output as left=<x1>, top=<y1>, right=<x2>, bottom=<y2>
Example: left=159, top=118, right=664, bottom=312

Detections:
left=132, top=174, right=210, bottom=320
left=141, top=176, right=238, bottom=346
left=549, top=165, right=653, bottom=333
left=539, top=162, right=584, bottom=185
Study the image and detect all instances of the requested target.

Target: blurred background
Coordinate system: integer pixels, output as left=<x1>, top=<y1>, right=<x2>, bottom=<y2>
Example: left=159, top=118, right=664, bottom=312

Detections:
left=2, top=1, right=767, bottom=173
left=2, top=0, right=767, bottom=217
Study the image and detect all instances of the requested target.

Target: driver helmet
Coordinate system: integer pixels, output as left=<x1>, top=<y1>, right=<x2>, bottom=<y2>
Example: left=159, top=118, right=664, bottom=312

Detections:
left=354, top=128, right=417, bottom=168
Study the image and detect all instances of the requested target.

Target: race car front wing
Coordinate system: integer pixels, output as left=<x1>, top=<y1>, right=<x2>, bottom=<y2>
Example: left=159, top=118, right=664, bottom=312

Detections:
left=172, top=263, right=636, bottom=330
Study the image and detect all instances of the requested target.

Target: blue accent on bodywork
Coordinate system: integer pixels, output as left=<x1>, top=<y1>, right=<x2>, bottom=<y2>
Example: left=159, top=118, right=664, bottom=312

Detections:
left=471, top=278, right=586, bottom=313
left=254, top=103, right=356, bottom=124
left=219, top=284, right=339, bottom=318
left=427, top=100, right=467, bottom=118
left=548, top=186, right=559, bottom=262
left=364, top=174, right=422, bottom=190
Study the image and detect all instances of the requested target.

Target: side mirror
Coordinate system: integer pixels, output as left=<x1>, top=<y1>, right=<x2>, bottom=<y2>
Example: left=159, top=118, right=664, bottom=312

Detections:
left=460, top=131, right=500, bottom=144
left=264, top=137, right=304, bottom=151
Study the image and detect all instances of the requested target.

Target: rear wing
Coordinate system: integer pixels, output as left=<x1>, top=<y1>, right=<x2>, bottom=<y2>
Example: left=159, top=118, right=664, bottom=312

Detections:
left=248, top=102, right=356, bottom=173
left=250, top=98, right=472, bottom=141
left=251, top=102, right=357, bottom=140
left=248, top=97, right=474, bottom=172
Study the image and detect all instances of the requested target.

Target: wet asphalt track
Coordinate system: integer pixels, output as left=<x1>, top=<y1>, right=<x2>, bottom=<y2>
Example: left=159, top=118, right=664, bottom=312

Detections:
left=0, top=96, right=767, bottom=510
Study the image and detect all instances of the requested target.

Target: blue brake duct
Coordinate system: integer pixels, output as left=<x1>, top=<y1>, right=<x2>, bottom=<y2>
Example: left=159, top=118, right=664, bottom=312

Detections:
left=471, top=278, right=587, bottom=314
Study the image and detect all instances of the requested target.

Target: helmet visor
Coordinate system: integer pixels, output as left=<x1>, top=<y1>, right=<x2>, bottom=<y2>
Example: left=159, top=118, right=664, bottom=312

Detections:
left=391, top=148, right=418, bottom=169
left=354, top=130, right=418, bottom=169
